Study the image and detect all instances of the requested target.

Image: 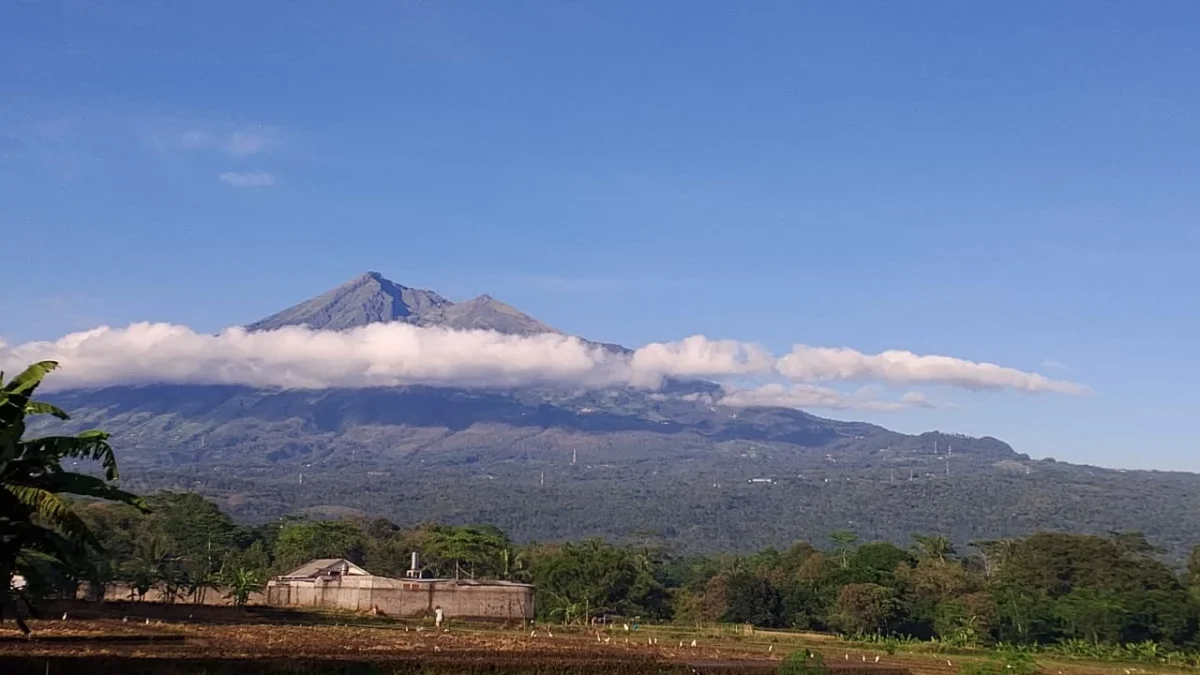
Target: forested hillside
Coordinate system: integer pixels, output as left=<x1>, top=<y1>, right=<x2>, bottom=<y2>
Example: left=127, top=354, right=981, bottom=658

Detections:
left=41, top=380, right=1200, bottom=560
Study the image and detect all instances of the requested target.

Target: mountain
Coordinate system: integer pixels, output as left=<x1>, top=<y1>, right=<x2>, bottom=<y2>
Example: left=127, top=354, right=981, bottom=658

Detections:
left=39, top=273, right=1200, bottom=559
left=247, top=272, right=558, bottom=335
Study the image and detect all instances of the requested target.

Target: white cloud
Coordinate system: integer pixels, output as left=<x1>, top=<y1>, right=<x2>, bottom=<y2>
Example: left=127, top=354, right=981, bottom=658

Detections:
left=157, top=126, right=277, bottom=156
left=714, top=383, right=932, bottom=412
left=2, top=324, right=627, bottom=391
left=777, top=345, right=1088, bottom=395
left=0, top=323, right=1089, bottom=404
left=900, top=391, right=938, bottom=409
left=628, top=335, right=775, bottom=387
left=179, top=130, right=209, bottom=149
left=219, top=171, right=276, bottom=188
left=223, top=127, right=276, bottom=157
left=1041, top=358, right=1069, bottom=371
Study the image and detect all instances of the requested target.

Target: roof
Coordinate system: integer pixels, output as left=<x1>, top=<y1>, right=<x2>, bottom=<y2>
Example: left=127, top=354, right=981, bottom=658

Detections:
left=277, top=558, right=370, bottom=580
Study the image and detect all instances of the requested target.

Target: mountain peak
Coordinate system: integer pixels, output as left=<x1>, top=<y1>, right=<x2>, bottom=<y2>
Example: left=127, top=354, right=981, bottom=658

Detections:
left=431, top=294, right=559, bottom=336
left=246, top=272, right=450, bottom=332
left=245, top=272, right=557, bottom=336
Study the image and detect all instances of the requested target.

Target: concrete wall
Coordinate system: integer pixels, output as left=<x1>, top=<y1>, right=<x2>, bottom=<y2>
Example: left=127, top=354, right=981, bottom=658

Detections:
left=266, top=576, right=534, bottom=621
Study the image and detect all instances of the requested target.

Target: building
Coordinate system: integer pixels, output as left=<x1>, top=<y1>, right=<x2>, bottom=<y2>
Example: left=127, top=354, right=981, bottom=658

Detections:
left=265, top=556, right=534, bottom=621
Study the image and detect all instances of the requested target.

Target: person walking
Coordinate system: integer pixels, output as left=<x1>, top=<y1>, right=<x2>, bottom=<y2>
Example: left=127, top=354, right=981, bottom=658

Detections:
left=434, top=605, right=445, bottom=630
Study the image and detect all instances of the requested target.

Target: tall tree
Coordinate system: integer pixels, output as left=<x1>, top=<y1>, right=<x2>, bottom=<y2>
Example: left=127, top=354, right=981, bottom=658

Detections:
left=912, top=534, right=956, bottom=563
left=831, top=582, right=898, bottom=636
left=0, top=361, right=146, bottom=632
left=828, top=530, right=858, bottom=569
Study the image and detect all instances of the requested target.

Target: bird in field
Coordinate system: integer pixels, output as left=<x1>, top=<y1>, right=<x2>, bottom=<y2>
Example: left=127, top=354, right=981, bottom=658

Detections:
left=875, top=656, right=881, bottom=663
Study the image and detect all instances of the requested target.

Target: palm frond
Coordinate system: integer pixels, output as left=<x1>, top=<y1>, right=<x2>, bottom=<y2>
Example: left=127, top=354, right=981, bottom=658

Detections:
left=3, top=484, right=100, bottom=548
left=11, top=471, right=148, bottom=513
left=2, top=361, right=59, bottom=396
left=24, top=400, right=70, bottom=421
left=20, top=432, right=119, bottom=480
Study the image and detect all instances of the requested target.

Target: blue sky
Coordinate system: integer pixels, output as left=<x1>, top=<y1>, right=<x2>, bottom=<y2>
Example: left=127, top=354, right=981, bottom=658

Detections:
left=2, top=1, right=1198, bottom=470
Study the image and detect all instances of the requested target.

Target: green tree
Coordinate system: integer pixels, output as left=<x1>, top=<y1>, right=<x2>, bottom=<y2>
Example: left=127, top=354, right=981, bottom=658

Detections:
left=423, top=524, right=510, bottom=578
left=1055, top=587, right=1127, bottom=644
left=144, top=492, right=239, bottom=581
left=528, top=538, right=663, bottom=622
left=1186, top=544, right=1200, bottom=600
left=828, top=530, right=858, bottom=569
left=912, top=534, right=956, bottom=563
left=0, top=361, right=147, bottom=633
left=831, top=583, right=898, bottom=636
left=224, top=567, right=265, bottom=607
left=722, top=570, right=783, bottom=627
left=272, top=519, right=365, bottom=573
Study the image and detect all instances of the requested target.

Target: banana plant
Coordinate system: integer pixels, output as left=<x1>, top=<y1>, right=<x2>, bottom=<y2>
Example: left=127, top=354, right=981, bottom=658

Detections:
left=0, top=361, right=147, bottom=633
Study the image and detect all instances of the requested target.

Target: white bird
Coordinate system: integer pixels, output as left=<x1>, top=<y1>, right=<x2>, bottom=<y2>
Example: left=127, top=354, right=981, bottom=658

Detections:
left=548, top=629, right=554, bottom=638
left=122, top=617, right=128, bottom=623
left=434, top=645, right=441, bottom=652
left=624, top=623, right=630, bottom=631
left=862, top=655, right=867, bottom=662
left=597, top=634, right=602, bottom=643
left=648, top=637, right=653, bottom=645
left=145, top=618, right=151, bottom=625
left=679, top=641, right=684, bottom=648
left=654, top=638, right=658, bottom=645
left=875, top=656, right=880, bottom=663
left=61, top=613, right=68, bottom=621
left=604, top=637, right=611, bottom=644
left=845, top=654, right=850, bottom=661
left=947, top=660, right=953, bottom=667
left=691, top=639, right=697, bottom=648
left=769, top=645, right=774, bottom=653
left=530, top=630, right=537, bottom=637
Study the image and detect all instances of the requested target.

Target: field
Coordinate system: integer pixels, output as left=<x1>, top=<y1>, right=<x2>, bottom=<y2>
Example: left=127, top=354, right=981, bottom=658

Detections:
left=0, top=609, right=1188, bottom=675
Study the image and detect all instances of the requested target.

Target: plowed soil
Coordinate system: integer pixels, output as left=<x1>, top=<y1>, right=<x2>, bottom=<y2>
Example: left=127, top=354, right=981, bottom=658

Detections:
left=0, top=618, right=1180, bottom=675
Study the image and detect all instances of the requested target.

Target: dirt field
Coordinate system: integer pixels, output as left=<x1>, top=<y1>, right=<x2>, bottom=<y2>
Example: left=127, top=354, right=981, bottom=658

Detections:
left=0, top=615, right=1187, bottom=675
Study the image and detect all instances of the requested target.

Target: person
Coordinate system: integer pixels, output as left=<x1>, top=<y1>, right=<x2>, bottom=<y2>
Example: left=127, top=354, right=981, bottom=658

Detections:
left=434, top=605, right=445, bottom=630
